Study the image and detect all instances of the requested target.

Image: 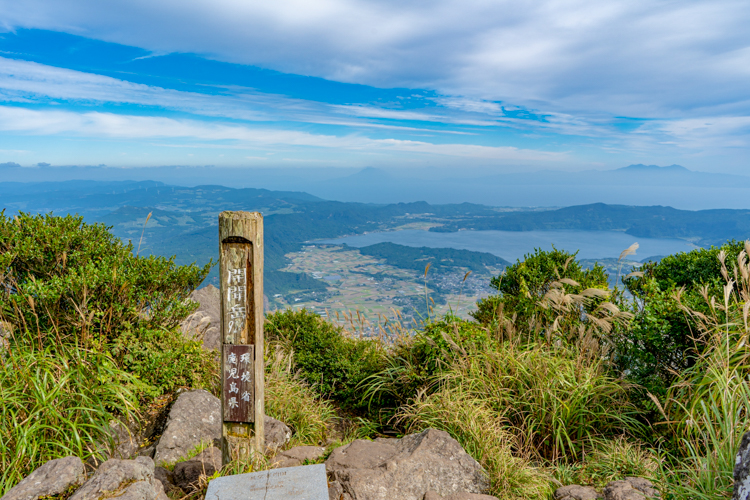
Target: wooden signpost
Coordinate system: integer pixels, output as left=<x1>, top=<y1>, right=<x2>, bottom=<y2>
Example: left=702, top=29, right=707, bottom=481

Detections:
left=219, top=211, right=264, bottom=464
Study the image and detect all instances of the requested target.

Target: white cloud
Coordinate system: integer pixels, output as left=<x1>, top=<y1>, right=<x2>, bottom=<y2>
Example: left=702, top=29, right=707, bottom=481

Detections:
left=331, top=104, right=497, bottom=126
left=0, top=57, right=494, bottom=133
left=638, top=116, right=750, bottom=149
left=1, top=0, right=748, bottom=118
left=0, top=56, right=300, bottom=121
left=0, top=105, right=563, bottom=161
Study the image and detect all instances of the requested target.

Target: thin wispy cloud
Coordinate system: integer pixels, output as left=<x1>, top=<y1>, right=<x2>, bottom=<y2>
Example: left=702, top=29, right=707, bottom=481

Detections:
left=0, top=56, right=500, bottom=133
left=0, top=105, right=563, bottom=162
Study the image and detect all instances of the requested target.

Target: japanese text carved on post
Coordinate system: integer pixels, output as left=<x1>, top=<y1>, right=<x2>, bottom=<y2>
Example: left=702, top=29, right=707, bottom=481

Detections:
left=219, top=211, right=264, bottom=462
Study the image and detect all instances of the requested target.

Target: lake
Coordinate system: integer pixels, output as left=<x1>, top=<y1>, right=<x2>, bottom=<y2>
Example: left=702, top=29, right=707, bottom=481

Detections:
left=318, top=229, right=699, bottom=263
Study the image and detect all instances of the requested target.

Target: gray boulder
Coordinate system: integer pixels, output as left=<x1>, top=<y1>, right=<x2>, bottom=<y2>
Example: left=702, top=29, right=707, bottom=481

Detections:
left=173, top=447, right=221, bottom=492
left=152, top=390, right=290, bottom=466
left=602, top=478, right=659, bottom=500
left=325, top=428, right=489, bottom=500
left=555, top=484, right=602, bottom=500
left=100, top=419, right=145, bottom=461
left=735, top=431, right=750, bottom=500
left=181, top=285, right=220, bottom=350
left=0, top=456, right=85, bottom=500
left=70, top=456, right=167, bottom=500
left=154, top=467, right=184, bottom=498
left=154, top=390, right=222, bottom=466
left=265, top=415, right=292, bottom=452
left=273, top=446, right=326, bottom=468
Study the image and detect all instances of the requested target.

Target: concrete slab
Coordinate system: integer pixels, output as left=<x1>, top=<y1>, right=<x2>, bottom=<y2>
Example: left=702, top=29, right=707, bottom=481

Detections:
left=204, top=464, right=328, bottom=500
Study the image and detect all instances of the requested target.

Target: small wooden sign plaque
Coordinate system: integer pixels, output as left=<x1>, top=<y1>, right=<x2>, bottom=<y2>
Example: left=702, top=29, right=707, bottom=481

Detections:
left=222, top=344, right=255, bottom=423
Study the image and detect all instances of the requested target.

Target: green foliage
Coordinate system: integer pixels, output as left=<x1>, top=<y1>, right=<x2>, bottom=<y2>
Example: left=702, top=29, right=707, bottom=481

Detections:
left=398, top=338, right=639, bottom=496
left=642, top=241, right=745, bottom=290
left=0, top=211, right=211, bottom=350
left=264, top=309, right=385, bottom=412
left=473, top=247, right=609, bottom=331
left=109, top=326, right=218, bottom=398
left=0, top=211, right=216, bottom=399
left=400, top=381, right=554, bottom=500
left=363, top=315, right=491, bottom=413
left=653, top=256, right=750, bottom=500
left=553, top=437, right=658, bottom=489
left=0, top=343, right=141, bottom=495
left=265, top=342, right=337, bottom=447
left=448, top=343, right=638, bottom=461
left=616, top=241, right=746, bottom=402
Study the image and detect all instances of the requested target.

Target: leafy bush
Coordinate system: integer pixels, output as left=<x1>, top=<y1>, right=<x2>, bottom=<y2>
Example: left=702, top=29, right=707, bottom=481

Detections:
left=110, top=326, right=218, bottom=398
left=473, top=247, right=610, bottom=341
left=264, top=309, right=385, bottom=412
left=396, top=327, right=640, bottom=497
left=0, top=211, right=216, bottom=397
left=402, top=340, right=640, bottom=462
left=616, top=241, right=746, bottom=401
left=652, top=245, right=750, bottom=499
left=0, top=211, right=209, bottom=349
left=362, top=315, right=491, bottom=413
left=0, top=212, right=218, bottom=493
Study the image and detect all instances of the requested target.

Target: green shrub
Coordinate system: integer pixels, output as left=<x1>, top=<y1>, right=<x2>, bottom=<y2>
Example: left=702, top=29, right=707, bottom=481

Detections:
left=0, top=211, right=216, bottom=397
left=616, top=241, right=746, bottom=404
left=473, top=247, right=610, bottom=342
left=264, top=309, right=385, bottom=412
left=109, top=326, right=218, bottom=398
left=0, top=211, right=210, bottom=351
left=653, top=247, right=750, bottom=499
left=405, top=341, right=640, bottom=462
left=362, top=315, right=491, bottom=413
left=0, top=212, right=218, bottom=493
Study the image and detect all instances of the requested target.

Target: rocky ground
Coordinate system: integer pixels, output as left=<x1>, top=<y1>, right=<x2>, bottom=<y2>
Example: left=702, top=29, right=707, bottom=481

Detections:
left=1, top=387, right=670, bottom=500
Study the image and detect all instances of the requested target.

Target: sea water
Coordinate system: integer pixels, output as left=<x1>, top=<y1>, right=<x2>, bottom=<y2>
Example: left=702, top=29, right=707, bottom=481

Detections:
left=318, top=229, right=698, bottom=263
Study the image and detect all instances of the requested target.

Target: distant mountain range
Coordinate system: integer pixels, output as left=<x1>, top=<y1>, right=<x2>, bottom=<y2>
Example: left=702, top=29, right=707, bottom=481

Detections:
left=1, top=163, right=749, bottom=209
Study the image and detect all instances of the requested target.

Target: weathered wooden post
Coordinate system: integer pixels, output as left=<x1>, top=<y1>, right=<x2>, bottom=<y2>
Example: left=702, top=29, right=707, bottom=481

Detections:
left=219, top=211, right=264, bottom=464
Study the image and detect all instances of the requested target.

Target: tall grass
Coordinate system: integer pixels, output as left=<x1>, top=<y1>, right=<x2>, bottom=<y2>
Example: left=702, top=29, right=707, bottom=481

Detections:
left=265, top=341, right=337, bottom=447
left=0, top=342, right=140, bottom=495
left=393, top=319, right=640, bottom=499
left=401, top=339, right=639, bottom=460
left=656, top=246, right=750, bottom=499
left=553, top=437, right=659, bottom=489
left=400, top=383, right=553, bottom=500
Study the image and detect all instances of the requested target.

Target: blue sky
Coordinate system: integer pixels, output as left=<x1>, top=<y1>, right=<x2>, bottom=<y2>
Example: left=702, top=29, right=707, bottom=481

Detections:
left=0, top=0, right=749, bottom=173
